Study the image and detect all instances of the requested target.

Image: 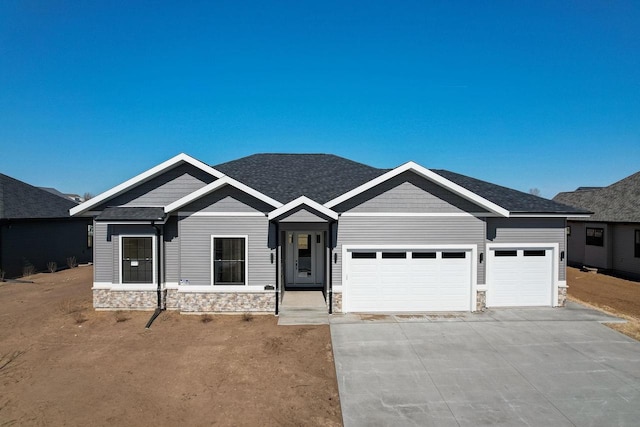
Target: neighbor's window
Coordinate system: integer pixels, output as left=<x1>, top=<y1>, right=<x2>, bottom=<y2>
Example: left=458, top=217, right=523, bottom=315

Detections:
left=213, top=237, right=246, bottom=285
left=566, top=226, right=571, bottom=236
left=586, top=227, right=604, bottom=247
left=87, top=224, right=94, bottom=248
left=122, top=237, right=153, bottom=284
left=635, top=230, right=640, bottom=258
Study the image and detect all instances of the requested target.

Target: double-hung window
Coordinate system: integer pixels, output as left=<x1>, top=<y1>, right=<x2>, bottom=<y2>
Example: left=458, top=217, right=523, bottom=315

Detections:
left=212, top=237, right=247, bottom=285
left=586, top=227, right=604, bottom=247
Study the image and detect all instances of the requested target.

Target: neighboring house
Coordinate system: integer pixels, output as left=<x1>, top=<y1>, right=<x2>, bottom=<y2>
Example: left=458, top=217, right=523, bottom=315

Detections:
left=70, top=153, right=588, bottom=314
left=39, top=187, right=85, bottom=203
left=0, top=174, right=93, bottom=278
left=553, top=171, right=640, bottom=280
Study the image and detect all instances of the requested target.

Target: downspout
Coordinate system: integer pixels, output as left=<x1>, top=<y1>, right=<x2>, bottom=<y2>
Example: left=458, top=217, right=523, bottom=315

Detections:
left=145, top=221, right=164, bottom=329
left=328, top=220, right=335, bottom=314
left=274, top=221, right=280, bottom=316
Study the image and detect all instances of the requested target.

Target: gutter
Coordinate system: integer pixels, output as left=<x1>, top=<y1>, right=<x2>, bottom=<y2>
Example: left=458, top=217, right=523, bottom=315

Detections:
left=145, top=221, right=164, bottom=329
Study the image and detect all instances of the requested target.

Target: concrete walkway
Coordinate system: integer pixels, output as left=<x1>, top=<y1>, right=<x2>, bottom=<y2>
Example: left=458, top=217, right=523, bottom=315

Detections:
left=277, top=291, right=328, bottom=325
left=331, top=302, right=640, bottom=426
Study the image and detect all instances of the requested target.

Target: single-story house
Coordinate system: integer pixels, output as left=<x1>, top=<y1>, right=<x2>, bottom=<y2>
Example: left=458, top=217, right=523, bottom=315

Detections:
left=0, top=173, right=93, bottom=279
left=553, top=171, right=640, bottom=280
left=70, top=153, right=589, bottom=314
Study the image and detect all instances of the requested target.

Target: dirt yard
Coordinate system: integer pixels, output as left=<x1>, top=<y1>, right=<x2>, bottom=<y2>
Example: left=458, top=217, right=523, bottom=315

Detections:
left=0, top=266, right=342, bottom=426
left=567, top=266, right=640, bottom=340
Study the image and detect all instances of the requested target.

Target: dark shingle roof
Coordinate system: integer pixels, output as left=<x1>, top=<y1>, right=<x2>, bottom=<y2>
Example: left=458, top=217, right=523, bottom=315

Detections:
left=553, top=171, right=640, bottom=222
left=433, top=170, right=590, bottom=214
left=96, top=207, right=166, bottom=221
left=213, top=153, right=587, bottom=215
left=214, top=154, right=388, bottom=204
left=0, top=173, right=77, bottom=220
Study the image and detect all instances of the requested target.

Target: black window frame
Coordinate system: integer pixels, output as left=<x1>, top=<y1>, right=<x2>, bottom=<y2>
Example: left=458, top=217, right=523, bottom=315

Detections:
left=586, top=227, right=604, bottom=247
left=121, top=236, right=154, bottom=284
left=635, top=230, right=640, bottom=258
left=213, top=237, right=247, bottom=286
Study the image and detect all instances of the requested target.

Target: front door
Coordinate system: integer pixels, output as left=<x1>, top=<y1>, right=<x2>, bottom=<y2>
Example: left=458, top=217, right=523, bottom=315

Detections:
left=285, top=231, right=323, bottom=289
left=294, top=232, right=314, bottom=284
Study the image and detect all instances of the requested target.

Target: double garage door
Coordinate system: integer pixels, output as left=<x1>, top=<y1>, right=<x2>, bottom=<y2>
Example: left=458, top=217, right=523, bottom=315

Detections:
left=344, top=248, right=473, bottom=312
left=344, top=245, right=555, bottom=312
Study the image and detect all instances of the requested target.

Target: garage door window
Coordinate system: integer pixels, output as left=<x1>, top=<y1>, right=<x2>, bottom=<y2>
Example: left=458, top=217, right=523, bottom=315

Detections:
left=495, top=250, right=517, bottom=257
left=352, top=252, right=376, bottom=259
left=381, top=252, right=406, bottom=259
left=442, top=252, right=466, bottom=259
left=412, top=252, right=436, bottom=259
left=524, top=250, right=546, bottom=256
left=586, top=227, right=604, bottom=246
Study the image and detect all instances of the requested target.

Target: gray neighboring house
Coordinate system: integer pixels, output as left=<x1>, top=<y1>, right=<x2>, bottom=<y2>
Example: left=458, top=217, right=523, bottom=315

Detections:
left=0, top=173, right=93, bottom=278
left=554, top=171, right=640, bottom=280
left=70, top=153, right=588, bottom=314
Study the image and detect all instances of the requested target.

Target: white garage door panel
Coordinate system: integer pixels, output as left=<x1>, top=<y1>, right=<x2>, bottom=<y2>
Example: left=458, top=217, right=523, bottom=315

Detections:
left=346, top=250, right=472, bottom=312
left=487, top=248, right=553, bottom=307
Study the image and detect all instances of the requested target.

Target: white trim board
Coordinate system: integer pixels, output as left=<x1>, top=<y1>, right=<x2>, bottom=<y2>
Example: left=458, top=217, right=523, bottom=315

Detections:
left=268, top=196, right=338, bottom=221
left=339, top=212, right=494, bottom=217
left=325, top=161, right=510, bottom=217
left=165, top=176, right=282, bottom=214
left=71, top=153, right=225, bottom=216
left=178, top=211, right=266, bottom=217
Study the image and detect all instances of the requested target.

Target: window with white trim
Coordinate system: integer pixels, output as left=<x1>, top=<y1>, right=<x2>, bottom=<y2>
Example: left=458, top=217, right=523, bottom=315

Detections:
left=212, top=237, right=247, bottom=285
left=121, top=236, right=154, bottom=284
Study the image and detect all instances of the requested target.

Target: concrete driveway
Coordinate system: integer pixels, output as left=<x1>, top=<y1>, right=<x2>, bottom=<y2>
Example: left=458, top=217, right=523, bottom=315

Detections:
left=330, top=303, right=640, bottom=426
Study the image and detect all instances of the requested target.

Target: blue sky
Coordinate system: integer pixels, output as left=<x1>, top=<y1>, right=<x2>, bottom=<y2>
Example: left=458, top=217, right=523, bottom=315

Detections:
left=1, top=1, right=638, bottom=199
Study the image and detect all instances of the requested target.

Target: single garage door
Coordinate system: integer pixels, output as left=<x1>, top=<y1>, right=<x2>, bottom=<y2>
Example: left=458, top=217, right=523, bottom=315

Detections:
left=487, top=247, right=553, bottom=307
left=345, top=249, right=472, bottom=312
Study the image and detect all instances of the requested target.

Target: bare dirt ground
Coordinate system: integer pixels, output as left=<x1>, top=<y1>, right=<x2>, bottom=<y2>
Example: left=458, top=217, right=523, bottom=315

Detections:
left=567, top=266, right=640, bottom=340
left=0, top=266, right=342, bottom=426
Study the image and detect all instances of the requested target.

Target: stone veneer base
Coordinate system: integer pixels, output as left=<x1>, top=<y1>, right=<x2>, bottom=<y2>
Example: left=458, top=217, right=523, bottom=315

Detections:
left=476, top=290, right=487, bottom=311
left=330, top=292, right=342, bottom=313
left=95, top=289, right=275, bottom=313
left=558, top=287, right=567, bottom=307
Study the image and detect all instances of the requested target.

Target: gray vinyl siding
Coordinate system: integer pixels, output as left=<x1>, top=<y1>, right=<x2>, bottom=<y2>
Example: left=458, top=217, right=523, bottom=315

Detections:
left=178, top=216, right=274, bottom=287
left=180, top=186, right=273, bottom=213
left=94, top=222, right=112, bottom=283
left=164, top=216, right=180, bottom=283
left=611, top=224, right=640, bottom=279
left=95, top=163, right=216, bottom=209
left=278, top=208, right=330, bottom=222
left=566, top=221, right=585, bottom=266
left=333, top=216, right=485, bottom=287
left=334, top=172, right=487, bottom=214
left=486, top=217, right=567, bottom=281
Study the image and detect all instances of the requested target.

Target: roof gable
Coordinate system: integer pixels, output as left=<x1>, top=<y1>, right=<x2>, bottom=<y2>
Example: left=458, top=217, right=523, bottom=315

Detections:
left=70, top=153, right=224, bottom=216
left=553, top=171, right=640, bottom=222
left=0, top=173, right=77, bottom=219
left=326, top=162, right=511, bottom=217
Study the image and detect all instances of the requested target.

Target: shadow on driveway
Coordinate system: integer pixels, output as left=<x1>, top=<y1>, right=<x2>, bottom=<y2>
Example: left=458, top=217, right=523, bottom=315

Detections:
left=330, top=302, right=640, bottom=426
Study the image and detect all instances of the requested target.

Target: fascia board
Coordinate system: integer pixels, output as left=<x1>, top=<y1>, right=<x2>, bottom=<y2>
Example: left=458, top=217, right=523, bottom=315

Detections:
left=165, top=177, right=282, bottom=214
left=325, top=161, right=510, bottom=217
left=268, top=196, right=339, bottom=221
left=70, top=153, right=224, bottom=216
